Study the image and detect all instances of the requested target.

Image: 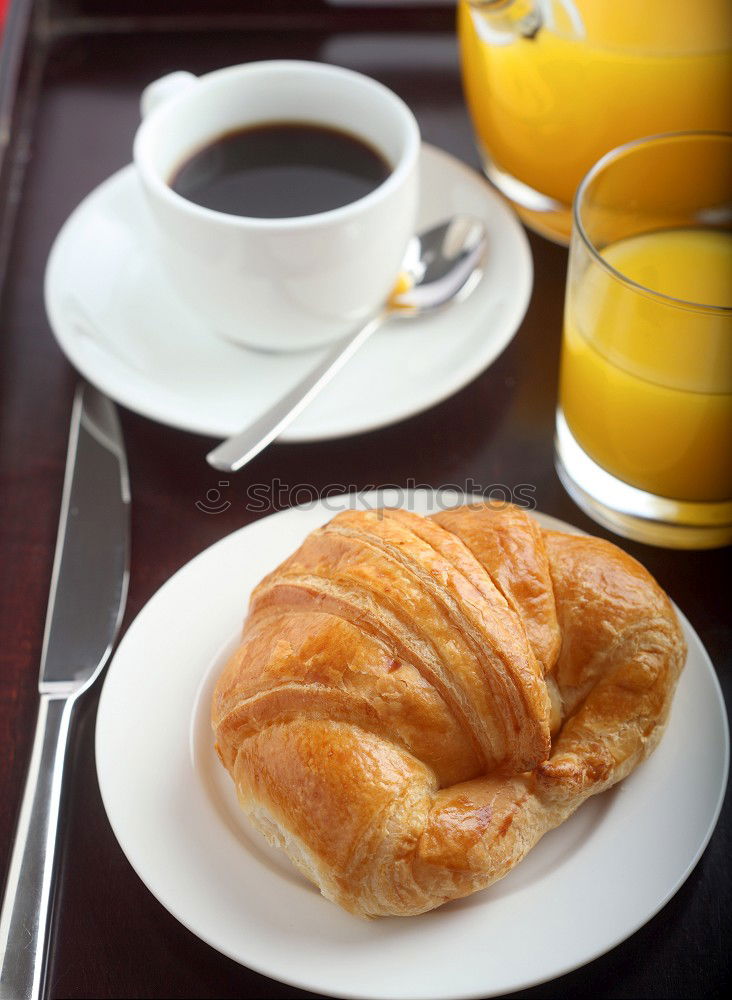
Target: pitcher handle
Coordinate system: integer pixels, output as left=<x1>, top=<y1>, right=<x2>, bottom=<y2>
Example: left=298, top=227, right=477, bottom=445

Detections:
left=468, top=0, right=584, bottom=44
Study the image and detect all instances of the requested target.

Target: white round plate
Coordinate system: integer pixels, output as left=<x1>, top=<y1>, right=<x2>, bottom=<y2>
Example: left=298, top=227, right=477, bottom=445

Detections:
left=96, top=491, right=729, bottom=999
left=45, top=145, right=532, bottom=441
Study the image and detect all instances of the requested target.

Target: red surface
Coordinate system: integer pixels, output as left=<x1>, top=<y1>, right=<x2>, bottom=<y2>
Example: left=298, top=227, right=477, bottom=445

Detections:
left=0, top=7, right=729, bottom=999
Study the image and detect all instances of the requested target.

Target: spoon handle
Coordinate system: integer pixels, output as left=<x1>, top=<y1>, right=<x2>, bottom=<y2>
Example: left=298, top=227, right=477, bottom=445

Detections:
left=207, top=311, right=386, bottom=472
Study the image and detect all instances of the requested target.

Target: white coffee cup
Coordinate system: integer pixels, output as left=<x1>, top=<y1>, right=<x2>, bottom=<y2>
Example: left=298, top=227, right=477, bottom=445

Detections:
left=133, top=60, right=420, bottom=352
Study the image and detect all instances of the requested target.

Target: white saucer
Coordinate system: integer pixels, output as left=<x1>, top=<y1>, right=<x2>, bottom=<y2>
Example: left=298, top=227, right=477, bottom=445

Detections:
left=96, top=491, right=728, bottom=999
left=45, top=144, right=532, bottom=441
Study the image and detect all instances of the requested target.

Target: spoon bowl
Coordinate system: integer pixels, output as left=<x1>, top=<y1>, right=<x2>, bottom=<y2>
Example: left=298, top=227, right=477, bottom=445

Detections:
left=394, top=216, right=486, bottom=313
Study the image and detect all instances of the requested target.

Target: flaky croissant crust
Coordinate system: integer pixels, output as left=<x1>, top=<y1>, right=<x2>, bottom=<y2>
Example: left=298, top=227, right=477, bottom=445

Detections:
left=211, top=505, right=685, bottom=917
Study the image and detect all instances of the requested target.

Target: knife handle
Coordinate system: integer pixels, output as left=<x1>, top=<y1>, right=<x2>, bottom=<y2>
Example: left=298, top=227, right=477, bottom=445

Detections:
left=0, top=695, right=75, bottom=1000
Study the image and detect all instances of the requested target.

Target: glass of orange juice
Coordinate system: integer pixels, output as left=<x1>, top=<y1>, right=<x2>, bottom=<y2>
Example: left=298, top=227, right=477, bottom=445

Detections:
left=555, top=132, right=732, bottom=548
left=458, top=0, right=732, bottom=243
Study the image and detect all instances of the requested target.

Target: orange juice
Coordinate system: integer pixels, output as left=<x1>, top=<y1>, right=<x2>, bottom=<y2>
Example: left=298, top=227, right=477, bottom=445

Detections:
left=560, top=229, right=732, bottom=502
left=458, top=0, right=732, bottom=241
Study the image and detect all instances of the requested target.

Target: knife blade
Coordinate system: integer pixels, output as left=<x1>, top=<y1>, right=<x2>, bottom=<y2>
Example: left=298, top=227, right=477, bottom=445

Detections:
left=0, top=382, right=129, bottom=1000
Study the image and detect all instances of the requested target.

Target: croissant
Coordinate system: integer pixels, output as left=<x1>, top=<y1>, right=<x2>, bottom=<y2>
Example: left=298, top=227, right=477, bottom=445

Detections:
left=211, top=504, right=685, bottom=917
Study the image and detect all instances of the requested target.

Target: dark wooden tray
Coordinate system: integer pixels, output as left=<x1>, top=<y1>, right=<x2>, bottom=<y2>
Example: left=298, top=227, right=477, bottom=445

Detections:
left=0, top=2, right=729, bottom=997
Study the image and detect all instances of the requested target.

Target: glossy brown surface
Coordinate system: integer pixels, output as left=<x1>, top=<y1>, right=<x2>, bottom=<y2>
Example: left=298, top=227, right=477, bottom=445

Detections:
left=0, top=2, right=730, bottom=996
left=212, top=504, right=684, bottom=917
left=170, top=122, right=392, bottom=218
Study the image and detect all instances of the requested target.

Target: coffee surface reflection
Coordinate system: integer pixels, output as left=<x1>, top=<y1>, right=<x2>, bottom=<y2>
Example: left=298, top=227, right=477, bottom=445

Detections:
left=170, top=121, right=391, bottom=219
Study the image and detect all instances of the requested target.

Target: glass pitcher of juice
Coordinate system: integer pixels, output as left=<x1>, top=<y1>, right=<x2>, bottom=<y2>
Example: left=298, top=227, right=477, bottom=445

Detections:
left=458, top=0, right=732, bottom=243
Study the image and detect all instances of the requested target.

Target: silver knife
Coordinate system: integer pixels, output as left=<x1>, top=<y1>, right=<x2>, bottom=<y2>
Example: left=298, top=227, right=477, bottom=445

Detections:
left=0, top=383, right=130, bottom=1000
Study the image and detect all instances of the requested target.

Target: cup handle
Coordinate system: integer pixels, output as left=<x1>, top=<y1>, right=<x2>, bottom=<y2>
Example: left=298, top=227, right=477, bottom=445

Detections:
left=140, top=71, right=198, bottom=118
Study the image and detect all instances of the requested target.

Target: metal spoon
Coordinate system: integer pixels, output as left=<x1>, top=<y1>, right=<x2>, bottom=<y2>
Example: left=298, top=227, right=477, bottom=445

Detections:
left=206, top=215, right=486, bottom=472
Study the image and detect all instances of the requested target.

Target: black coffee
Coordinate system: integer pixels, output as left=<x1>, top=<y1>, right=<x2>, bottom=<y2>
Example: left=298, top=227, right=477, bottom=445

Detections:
left=170, top=122, right=392, bottom=219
